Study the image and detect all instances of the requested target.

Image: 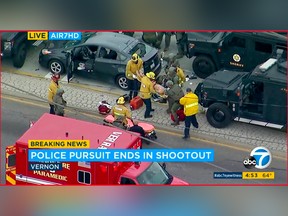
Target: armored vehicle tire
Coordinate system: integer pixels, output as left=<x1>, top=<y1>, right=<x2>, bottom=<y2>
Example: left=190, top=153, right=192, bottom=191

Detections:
left=13, top=43, right=27, bottom=68
left=206, top=103, right=232, bottom=128
left=192, top=55, right=216, bottom=79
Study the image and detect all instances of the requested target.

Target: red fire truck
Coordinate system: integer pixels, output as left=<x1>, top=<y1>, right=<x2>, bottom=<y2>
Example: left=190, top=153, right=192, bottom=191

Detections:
left=6, top=113, right=188, bottom=185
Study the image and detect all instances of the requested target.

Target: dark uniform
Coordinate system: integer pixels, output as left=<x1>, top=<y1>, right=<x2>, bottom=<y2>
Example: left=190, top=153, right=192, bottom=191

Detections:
left=53, top=88, right=67, bottom=117
left=142, top=32, right=158, bottom=48
left=129, top=125, right=145, bottom=137
left=175, top=32, right=187, bottom=59
left=165, top=81, right=184, bottom=125
left=156, top=32, right=173, bottom=51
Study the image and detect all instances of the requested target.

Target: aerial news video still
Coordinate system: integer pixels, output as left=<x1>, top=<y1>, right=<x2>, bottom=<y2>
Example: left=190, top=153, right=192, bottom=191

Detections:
left=1, top=31, right=287, bottom=186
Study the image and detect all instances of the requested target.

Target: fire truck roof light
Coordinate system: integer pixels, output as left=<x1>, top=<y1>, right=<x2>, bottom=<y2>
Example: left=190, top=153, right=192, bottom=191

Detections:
left=259, top=58, right=277, bottom=72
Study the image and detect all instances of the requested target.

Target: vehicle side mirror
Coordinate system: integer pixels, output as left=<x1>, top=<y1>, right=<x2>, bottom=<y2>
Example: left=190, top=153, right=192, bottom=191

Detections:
left=161, top=162, right=166, bottom=170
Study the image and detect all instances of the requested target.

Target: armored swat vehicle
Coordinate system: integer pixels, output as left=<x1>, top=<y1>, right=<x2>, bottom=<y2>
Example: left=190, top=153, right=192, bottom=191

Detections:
left=195, top=50, right=287, bottom=130
left=1, top=32, right=40, bottom=68
left=185, top=32, right=287, bottom=79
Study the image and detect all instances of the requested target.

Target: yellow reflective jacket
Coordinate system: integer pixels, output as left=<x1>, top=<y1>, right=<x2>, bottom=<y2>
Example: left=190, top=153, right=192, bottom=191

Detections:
left=139, top=76, right=156, bottom=99
left=179, top=92, right=199, bottom=116
left=125, top=58, right=143, bottom=80
left=176, top=67, right=185, bottom=84
left=112, top=104, right=131, bottom=125
left=48, top=80, right=60, bottom=105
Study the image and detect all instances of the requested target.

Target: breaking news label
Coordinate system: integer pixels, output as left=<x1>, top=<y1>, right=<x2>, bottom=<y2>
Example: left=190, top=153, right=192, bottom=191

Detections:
left=27, top=31, right=82, bottom=40
left=213, top=172, right=275, bottom=180
left=28, top=149, right=214, bottom=162
left=28, top=140, right=90, bottom=148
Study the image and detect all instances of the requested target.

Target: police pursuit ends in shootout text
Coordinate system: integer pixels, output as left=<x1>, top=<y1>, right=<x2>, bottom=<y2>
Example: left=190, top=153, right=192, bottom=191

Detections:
left=28, top=149, right=214, bottom=162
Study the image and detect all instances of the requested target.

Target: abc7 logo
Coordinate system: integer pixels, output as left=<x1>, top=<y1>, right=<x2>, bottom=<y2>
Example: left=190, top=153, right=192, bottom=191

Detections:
left=243, top=147, right=272, bottom=169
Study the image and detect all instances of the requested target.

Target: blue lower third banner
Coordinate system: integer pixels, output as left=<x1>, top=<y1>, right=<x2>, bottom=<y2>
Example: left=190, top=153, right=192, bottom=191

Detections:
left=48, top=32, right=81, bottom=40
left=28, top=149, right=214, bottom=162
left=28, top=162, right=63, bottom=171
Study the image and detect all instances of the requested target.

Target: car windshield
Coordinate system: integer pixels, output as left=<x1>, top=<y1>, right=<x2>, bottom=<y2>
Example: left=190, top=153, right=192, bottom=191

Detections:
left=129, top=42, right=152, bottom=58
left=136, top=162, right=170, bottom=184
left=64, top=32, right=97, bottom=49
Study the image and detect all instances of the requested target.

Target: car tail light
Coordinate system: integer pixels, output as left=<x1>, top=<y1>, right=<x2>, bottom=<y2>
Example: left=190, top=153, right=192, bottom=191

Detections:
left=42, top=49, right=52, bottom=55
left=236, top=87, right=241, bottom=97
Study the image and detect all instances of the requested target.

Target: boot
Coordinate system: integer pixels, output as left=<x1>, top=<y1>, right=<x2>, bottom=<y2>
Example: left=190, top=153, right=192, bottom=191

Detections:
left=171, top=119, right=179, bottom=126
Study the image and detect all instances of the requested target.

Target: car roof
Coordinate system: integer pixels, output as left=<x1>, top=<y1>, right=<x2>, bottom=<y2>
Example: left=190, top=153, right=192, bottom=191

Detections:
left=84, top=32, right=138, bottom=52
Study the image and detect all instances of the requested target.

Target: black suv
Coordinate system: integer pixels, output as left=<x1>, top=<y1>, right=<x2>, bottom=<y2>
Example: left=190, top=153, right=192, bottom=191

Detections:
left=185, top=32, right=287, bottom=79
left=195, top=49, right=287, bottom=130
left=1, top=32, right=30, bottom=68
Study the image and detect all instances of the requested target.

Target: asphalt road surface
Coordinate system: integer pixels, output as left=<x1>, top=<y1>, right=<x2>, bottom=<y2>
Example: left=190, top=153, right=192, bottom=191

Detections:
left=1, top=94, right=287, bottom=185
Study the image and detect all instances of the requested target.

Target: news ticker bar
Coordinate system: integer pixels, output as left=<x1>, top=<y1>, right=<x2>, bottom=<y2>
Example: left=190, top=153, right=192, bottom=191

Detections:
left=27, top=31, right=82, bottom=40
left=28, top=149, right=214, bottom=162
left=214, top=172, right=275, bottom=180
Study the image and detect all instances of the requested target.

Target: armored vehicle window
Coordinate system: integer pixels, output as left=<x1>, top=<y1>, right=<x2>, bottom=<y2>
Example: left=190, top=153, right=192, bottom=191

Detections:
left=255, top=42, right=272, bottom=54
left=77, top=170, right=91, bottom=184
left=227, top=37, right=246, bottom=48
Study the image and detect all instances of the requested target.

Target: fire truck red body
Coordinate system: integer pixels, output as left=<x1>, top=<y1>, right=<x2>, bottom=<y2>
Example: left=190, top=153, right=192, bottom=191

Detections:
left=6, top=113, right=188, bottom=185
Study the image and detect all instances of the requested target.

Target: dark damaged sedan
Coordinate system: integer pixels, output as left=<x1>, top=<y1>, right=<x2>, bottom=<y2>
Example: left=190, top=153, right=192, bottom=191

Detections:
left=39, top=32, right=162, bottom=90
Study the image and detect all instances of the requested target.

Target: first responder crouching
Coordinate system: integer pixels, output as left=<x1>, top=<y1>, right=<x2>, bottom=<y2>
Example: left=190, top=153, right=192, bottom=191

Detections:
left=111, top=96, right=132, bottom=129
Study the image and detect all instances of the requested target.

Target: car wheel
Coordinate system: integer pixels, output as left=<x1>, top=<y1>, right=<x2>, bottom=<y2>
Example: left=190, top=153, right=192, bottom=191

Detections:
left=206, top=103, right=232, bottom=128
left=49, top=60, right=65, bottom=74
left=193, top=55, right=216, bottom=79
left=13, top=43, right=27, bottom=68
left=116, top=75, right=129, bottom=90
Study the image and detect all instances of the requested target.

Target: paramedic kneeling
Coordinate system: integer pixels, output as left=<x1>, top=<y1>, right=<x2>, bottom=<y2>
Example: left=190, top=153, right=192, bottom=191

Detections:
left=179, top=88, right=199, bottom=139
left=112, top=97, right=132, bottom=129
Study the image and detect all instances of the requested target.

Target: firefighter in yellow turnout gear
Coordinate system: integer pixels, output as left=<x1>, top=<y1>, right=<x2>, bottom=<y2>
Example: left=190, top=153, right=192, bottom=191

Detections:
left=111, top=97, right=132, bottom=129
left=179, top=88, right=199, bottom=139
left=137, top=72, right=156, bottom=118
left=126, top=53, right=143, bottom=100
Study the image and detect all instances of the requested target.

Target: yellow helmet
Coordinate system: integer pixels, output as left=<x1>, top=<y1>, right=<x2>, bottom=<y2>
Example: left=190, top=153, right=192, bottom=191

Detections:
left=146, top=72, right=156, bottom=80
left=117, top=97, right=125, bottom=105
left=131, top=53, right=139, bottom=62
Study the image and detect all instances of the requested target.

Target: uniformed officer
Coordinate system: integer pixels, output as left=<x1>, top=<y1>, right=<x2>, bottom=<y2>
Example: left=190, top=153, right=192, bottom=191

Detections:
left=167, top=67, right=180, bottom=86
left=156, top=32, right=173, bottom=51
left=179, top=88, right=199, bottom=139
left=168, top=66, right=185, bottom=87
left=142, top=32, right=159, bottom=48
left=111, top=97, right=132, bottom=129
left=126, top=53, right=143, bottom=100
left=165, top=80, right=184, bottom=125
left=138, top=72, right=156, bottom=118
left=175, top=32, right=187, bottom=59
